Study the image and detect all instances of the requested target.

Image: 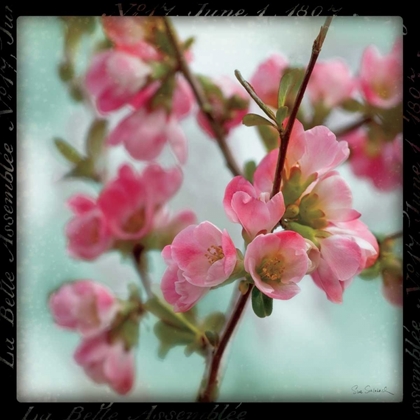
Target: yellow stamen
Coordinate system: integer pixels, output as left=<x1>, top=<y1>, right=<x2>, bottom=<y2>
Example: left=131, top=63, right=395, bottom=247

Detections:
left=205, top=245, right=224, bottom=265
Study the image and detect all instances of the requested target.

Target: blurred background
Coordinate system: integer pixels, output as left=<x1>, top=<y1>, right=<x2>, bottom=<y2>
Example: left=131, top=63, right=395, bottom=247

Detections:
left=17, top=16, right=402, bottom=402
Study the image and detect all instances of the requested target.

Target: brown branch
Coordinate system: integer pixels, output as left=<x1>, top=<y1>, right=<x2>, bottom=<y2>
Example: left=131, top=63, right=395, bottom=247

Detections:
left=271, top=16, right=333, bottom=198
left=197, top=284, right=253, bottom=402
left=334, top=116, right=372, bottom=138
left=163, top=17, right=242, bottom=177
left=132, top=244, right=153, bottom=300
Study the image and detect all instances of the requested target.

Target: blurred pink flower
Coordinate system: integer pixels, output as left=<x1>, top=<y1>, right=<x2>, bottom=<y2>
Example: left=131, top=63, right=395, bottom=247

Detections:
left=107, top=107, right=188, bottom=164
left=307, top=59, right=356, bottom=107
left=65, top=195, right=113, bottom=260
left=161, top=245, right=209, bottom=312
left=49, top=280, right=119, bottom=336
left=223, top=175, right=285, bottom=240
left=197, top=76, right=249, bottom=138
left=74, top=332, right=135, bottom=395
left=359, top=38, right=402, bottom=109
left=168, top=221, right=237, bottom=288
left=244, top=231, right=311, bottom=300
left=85, top=50, right=152, bottom=114
left=97, top=164, right=182, bottom=240
left=343, top=130, right=402, bottom=191
left=250, top=53, right=289, bottom=108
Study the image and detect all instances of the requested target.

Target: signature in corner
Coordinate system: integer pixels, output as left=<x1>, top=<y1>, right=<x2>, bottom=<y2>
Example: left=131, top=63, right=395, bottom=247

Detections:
left=351, top=385, right=394, bottom=395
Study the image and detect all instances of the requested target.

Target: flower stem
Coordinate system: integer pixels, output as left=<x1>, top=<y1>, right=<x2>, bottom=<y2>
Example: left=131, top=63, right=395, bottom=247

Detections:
left=132, top=244, right=153, bottom=300
left=271, top=16, right=333, bottom=198
left=197, top=284, right=253, bottom=402
left=163, top=16, right=242, bottom=177
left=334, top=116, right=372, bottom=138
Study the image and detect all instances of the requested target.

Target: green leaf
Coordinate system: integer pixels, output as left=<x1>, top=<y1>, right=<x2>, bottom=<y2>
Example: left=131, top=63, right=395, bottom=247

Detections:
left=251, top=287, right=273, bottom=318
left=242, top=113, right=275, bottom=127
left=204, top=330, right=219, bottom=347
left=144, top=296, right=196, bottom=332
left=154, top=321, right=196, bottom=359
left=151, top=75, right=176, bottom=112
left=196, top=74, right=225, bottom=102
left=359, top=262, right=381, bottom=280
left=65, top=158, right=99, bottom=182
left=58, top=61, right=74, bottom=82
left=120, top=319, right=140, bottom=349
left=201, top=312, right=225, bottom=334
left=341, top=99, right=365, bottom=113
left=277, top=72, right=293, bottom=108
left=54, top=138, right=84, bottom=164
left=183, top=36, right=195, bottom=51
left=155, top=28, right=175, bottom=56
left=244, top=160, right=257, bottom=182
left=256, top=125, right=279, bottom=152
left=150, top=61, right=173, bottom=80
left=275, top=106, right=288, bottom=127
left=86, top=119, right=108, bottom=159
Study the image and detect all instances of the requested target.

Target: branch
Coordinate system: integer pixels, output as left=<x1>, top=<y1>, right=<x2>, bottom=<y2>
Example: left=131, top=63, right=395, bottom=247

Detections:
left=334, top=116, right=372, bottom=138
left=197, top=284, right=253, bottom=402
left=163, top=17, right=242, bottom=177
left=271, top=16, right=333, bottom=198
left=132, top=244, right=153, bottom=300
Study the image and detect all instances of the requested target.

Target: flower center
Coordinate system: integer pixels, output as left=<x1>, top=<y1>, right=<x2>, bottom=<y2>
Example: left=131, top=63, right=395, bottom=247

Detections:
left=258, top=256, right=285, bottom=283
left=205, top=245, right=224, bottom=264
left=123, top=208, right=146, bottom=234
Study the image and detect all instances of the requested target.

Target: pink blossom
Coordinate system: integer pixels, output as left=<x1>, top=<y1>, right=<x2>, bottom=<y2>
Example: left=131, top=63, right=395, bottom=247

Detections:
left=74, top=332, right=135, bottom=395
left=161, top=245, right=209, bottom=312
left=311, top=220, right=379, bottom=303
left=300, top=171, right=361, bottom=225
left=307, top=59, right=356, bottom=107
left=244, top=231, right=311, bottom=300
left=197, top=76, right=249, bottom=138
left=169, top=222, right=237, bottom=287
left=254, top=122, right=349, bottom=195
left=65, top=195, right=113, bottom=260
left=223, top=176, right=285, bottom=239
left=49, top=280, right=119, bottom=336
left=343, top=130, right=402, bottom=191
left=97, top=164, right=182, bottom=240
left=172, top=75, right=195, bottom=120
left=250, top=53, right=289, bottom=108
left=107, top=107, right=187, bottom=164
left=85, top=50, right=152, bottom=114
left=359, top=38, right=402, bottom=109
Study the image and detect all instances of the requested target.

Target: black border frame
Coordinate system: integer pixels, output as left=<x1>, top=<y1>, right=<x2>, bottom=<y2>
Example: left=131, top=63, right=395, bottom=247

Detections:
left=2, top=2, right=417, bottom=418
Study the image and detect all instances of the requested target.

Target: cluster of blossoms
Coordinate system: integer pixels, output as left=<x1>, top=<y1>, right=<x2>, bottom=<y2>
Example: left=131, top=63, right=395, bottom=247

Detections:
left=66, top=163, right=195, bottom=261
left=249, top=38, right=402, bottom=191
left=49, top=280, right=139, bottom=394
left=161, top=120, right=379, bottom=311
left=85, top=16, right=249, bottom=165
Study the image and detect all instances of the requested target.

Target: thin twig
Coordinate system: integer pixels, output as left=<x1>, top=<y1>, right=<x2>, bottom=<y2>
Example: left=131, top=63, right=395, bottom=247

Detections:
left=197, top=284, right=253, bottom=402
left=163, top=16, right=242, bottom=177
left=384, top=231, right=403, bottom=242
left=271, top=16, right=333, bottom=198
left=334, top=116, right=372, bottom=138
left=132, top=244, right=153, bottom=300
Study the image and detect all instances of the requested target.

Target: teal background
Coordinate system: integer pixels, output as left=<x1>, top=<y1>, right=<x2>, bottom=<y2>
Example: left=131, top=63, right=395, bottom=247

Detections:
left=17, top=16, right=403, bottom=402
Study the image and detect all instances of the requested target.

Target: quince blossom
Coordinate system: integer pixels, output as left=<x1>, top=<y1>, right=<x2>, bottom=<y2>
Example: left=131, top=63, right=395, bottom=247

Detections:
left=244, top=231, right=312, bottom=300
left=223, top=175, right=285, bottom=240
left=49, top=280, right=120, bottom=337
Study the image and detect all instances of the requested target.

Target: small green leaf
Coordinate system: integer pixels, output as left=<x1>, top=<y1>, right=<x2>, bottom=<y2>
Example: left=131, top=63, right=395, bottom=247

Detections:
left=341, top=98, right=365, bottom=113
left=277, top=72, right=293, bottom=108
left=251, top=287, right=273, bottom=318
left=58, top=61, right=74, bottom=82
left=155, top=28, right=175, bottom=56
left=150, top=61, right=173, bottom=80
left=204, top=330, right=219, bottom=347
left=151, top=75, right=176, bottom=112
left=86, top=119, right=108, bottom=159
left=54, top=138, right=84, bottom=164
left=244, top=160, right=257, bottom=182
left=154, top=321, right=196, bottom=359
left=275, top=106, right=288, bottom=127
left=359, top=262, right=381, bottom=280
left=242, top=113, right=275, bottom=127
left=183, top=36, right=195, bottom=51
left=120, top=319, right=140, bottom=349
left=201, top=312, right=225, bottom=334
left=65, top=158, right=99, bottom=182
left=257, top=125, right=279, bottom=152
